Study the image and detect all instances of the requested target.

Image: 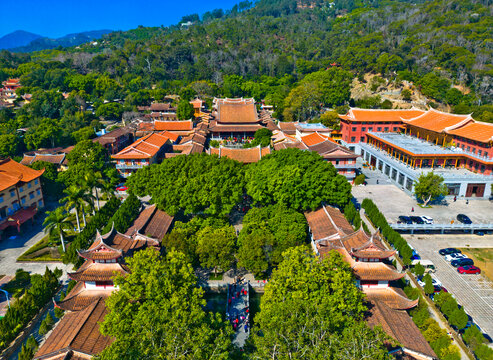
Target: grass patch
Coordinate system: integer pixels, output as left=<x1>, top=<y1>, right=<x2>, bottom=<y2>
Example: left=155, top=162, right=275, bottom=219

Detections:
left=459, top=248, right=493, bottom=283
left=19, top=234, right=51, bottom=258
left=209, top=273, right=223, bottom=281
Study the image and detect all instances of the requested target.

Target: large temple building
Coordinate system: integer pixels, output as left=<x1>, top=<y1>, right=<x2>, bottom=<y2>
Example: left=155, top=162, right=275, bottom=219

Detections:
left=209, top=98, right=263, bottom=140
left=305, top=205, right=436, bottom=360
left=340, top=108, right=493, bottom=198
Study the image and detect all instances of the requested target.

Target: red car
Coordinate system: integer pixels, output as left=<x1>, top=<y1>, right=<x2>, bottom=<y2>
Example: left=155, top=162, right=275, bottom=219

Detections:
left=457, top=265, right=481, bottom=274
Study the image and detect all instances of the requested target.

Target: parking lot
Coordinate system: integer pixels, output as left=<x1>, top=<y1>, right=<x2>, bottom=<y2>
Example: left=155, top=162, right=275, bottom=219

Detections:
left=405, top=234, right=493, bottom=339
left=352, top=184, right=493, bottom=225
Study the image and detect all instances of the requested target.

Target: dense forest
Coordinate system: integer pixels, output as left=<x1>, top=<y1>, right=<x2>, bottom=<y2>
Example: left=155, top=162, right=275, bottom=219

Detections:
left=0, top=0, right=492, bottom=158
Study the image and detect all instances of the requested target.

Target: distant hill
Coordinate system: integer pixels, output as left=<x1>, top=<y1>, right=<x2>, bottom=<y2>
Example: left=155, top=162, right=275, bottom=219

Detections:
left=7, top=29, right=113, bottom=52
left=0, top=30, right=42, bottom=50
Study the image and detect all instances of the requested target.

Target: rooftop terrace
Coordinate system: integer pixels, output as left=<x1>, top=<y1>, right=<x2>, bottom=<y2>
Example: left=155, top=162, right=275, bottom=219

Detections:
left=369, top=132, right=492, bottom=162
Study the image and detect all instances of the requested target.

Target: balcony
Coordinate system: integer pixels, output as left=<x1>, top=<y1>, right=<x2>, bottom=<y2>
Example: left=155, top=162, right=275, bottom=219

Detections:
left=116, top=162, right=148, bottom=169
left=332, top=163, right=357, bottom=169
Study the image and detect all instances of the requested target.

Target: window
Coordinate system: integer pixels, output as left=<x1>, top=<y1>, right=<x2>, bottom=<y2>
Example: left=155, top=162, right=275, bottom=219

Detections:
left=36, top=189, right=41, bottom=196
left=478, top=150, right=482, bottom=156
left=27, top=182, right=32, bottom=189
left=10, top=190, right=15, bottom=198
left=467, top=146, right=470, bottom=151
left=480, top=165, right=485, bottom=173
left=0, top=195, right=3, bottom=203
left=485, top=152, right=488, bottom=158
left=38, top=199, right=43, bottom=207
left=21, top=197, right=26, bottom=205
left=19, top=186, right=23, bottom=193
left=377, top=127, right=382, bottom=132
left=29, top=192, right=35, bottom=200
left=472, top=148, right=476, bottom=154
left=361, top=127, right=366, bottom=131
left=350, top=136, right=356, bottom=142
left=352, top=127, right=357, bottom=132
left=34, top=179, right=38, bottom=185
left=384, top=127, right=389, bottom=132
left=368, top=127, right=373, bottom=132
left=360, top=137, right=365, bottom=142
left=393, top=127, right=399, bottom=132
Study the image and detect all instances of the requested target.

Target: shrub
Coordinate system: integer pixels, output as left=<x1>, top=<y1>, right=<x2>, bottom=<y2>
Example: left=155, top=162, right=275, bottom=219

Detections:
left=354, top=174, right=366, bottom=185
left=102, top=194, right=140, bottom=234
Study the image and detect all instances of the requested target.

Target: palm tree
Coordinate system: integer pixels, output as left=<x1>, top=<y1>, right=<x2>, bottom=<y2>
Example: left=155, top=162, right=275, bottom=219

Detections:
left=100, top=181, right=116, bottom=201
left=43, top=208, right=71, bottom=252
left=84, top=171, right=104, bottom=211
left=61, top=185, right=95, bottom=231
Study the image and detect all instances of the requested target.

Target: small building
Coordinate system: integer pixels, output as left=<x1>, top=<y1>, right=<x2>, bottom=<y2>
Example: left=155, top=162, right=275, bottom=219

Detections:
left=339, top=108, right=425, bottom=154
left=20, top=149, right=67, bottom=170
left=0, top=159, right=44, bottom=234
left=112, top=132, right=172, bottom=178
left=209, top=98, right=264, bottom=140
left=305, top=205, right=436, bottom=360
left=209, top=145, right=271, bottom=163
left=294, top=122, right=332, bottom=139
left=93, top=126, right=134, bottom=155
left=190, top=98, right=204, bottom=117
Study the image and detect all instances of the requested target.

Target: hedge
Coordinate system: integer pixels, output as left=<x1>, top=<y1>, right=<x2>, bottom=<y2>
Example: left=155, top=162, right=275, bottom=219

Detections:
left=63, top=196, right=121, bottom=264
left=361, top=198, right=413, bottom=265
left=0, top=268, right=60, bottom=351
left=102, top=194, right=141, bottom=234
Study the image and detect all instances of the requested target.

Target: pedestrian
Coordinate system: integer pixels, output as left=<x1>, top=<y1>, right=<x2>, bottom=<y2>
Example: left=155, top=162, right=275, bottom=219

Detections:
left=466, top=199, right=469, bottom=205
left=246, top=308, right=249, bottom=313
left=233, top=323, right=237, bottom=330
left=237, top=291, right=240, bottom=298
left=244, top=324, right=248, bottom=332
left=228, top=298, right=232, bottom=305
left=411, top=207, right=414, bottom=212
left=454, top=195, right=457, bottom=202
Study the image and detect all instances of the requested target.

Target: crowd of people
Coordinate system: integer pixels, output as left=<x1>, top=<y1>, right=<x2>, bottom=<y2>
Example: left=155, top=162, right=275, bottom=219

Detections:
left=226, top=279, right=250, bottom=334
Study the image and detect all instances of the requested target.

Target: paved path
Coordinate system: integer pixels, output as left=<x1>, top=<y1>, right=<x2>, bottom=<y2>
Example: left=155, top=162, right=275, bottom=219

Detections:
left=406, top=234, right=493, bottom=340
left=0, top=224, right=71, bottom=276
left=226, top=281, right=250, bottom=348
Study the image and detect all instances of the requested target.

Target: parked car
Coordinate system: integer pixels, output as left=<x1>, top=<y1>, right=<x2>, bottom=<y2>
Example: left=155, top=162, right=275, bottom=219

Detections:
left=420, top=216, right=434, bottom=224
left=444, top=253, right=467, bottom=262
left=458, top=265, right=481, bottom=274
left=411, top=250, right=421, bottom=260
left=457, top=214, right=472, bottom=224
left=439, top=248, right=461, bottom=256
left=411, top=259, right=436, bottom=273
left=410, top=216, right=424, bottom=224
left=451, top=258, right=474, bottom=268
left=417, top=275, right=442, bottom=288
left=398, top=215, right=413, bottom=224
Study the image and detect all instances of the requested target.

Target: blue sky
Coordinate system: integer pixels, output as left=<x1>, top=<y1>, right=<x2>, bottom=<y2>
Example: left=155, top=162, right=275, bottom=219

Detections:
left=0, top=0, right=241, bottom=38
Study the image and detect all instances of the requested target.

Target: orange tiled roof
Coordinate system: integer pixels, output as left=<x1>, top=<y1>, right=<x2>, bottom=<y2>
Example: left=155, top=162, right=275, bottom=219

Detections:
left=341, top=230, right=395, bottom=259
left=210, top=145, right=270, bottom=163
left=111, top=132, right=170, bottom=160
left=301, top=132, right=329, bottom=146
left=404, top=108, right=473, bottom=132
left=55, top=281, right=113, bottom=311
left=340, top=108, right=425, bottom=123
left=364, top=287, right=418, bottom=310
left=161, top=131, right=180, bottom=142
left=304, top=205, right=354, bottom=242
left=125, top=204, right=174, bottom=241
left=68, top=261, right=129, bottom=282
left=352, top=262, right=404, bottom=281
left=278, top=122, right=297, bottom=135
left=217, top=99, right=258, bottom=124
left=0, top=159, right=44, bottom=191
left=154, top=120, right=193, bottom=131
left=366, top=300, right=436, bottom=358
left=190, top=98, right=203, bottom=109
left=446, top=121, right=493, bottom=144
left=35, top=298, right=113, bottom=359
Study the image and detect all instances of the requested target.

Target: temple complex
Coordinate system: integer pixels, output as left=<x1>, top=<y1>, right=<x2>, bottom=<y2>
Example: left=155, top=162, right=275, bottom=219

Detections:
left=305, top=205, right=436, bottom=359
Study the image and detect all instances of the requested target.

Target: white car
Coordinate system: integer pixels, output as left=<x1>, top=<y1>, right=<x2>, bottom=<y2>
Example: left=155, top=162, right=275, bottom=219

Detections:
left=444, top=253, right=467, bottom=262
left=417, top=275, right=442, bottom=288
left=420, top=216, right=434, bottom=224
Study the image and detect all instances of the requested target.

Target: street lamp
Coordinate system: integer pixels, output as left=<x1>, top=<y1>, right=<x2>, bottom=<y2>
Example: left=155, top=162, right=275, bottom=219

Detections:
left=0, top=289, right=10, bottom=309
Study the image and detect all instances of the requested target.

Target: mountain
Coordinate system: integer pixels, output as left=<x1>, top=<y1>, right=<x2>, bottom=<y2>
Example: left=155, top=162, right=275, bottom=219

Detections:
left=8, top=29, right=113, bottom=53
left=0, top=30, right=42, bottom=50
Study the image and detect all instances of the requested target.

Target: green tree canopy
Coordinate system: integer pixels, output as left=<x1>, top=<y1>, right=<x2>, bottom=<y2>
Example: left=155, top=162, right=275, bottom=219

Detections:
left=245, top=148, right=351, bottom=211
left=176, top=99, right=195, bottom=120
left=127, top=153, right=245, bottom=216
left=99, top=248, right=232, bottom=359
left=414, top=172, right=448, bottom=207
left=95, top=102, right=124, bottom=120
left=251, top=247, right=389, bottom=359
left=196, top=225, right=236, bottom=275
left=0, top=134, right=21, bottom=158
